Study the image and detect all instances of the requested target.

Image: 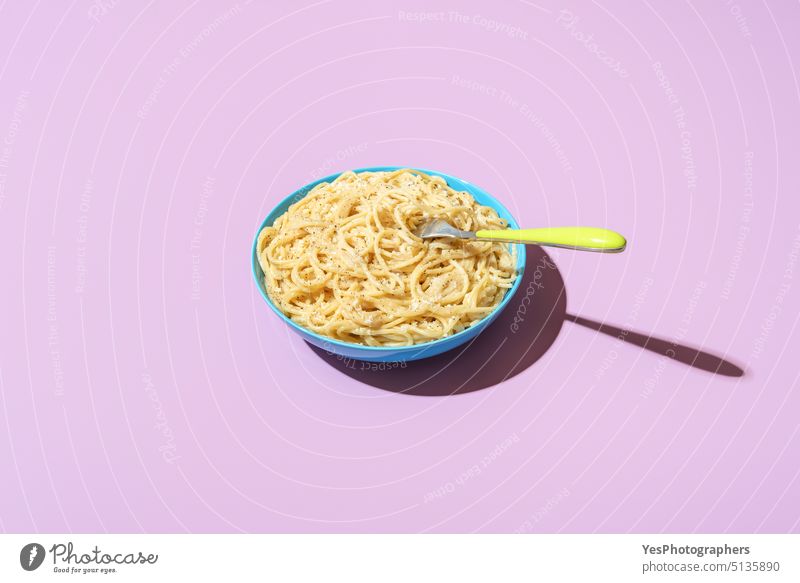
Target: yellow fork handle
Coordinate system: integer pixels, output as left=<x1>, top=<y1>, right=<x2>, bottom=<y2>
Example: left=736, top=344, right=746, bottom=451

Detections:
left=475, top=226, right=627, bottom=253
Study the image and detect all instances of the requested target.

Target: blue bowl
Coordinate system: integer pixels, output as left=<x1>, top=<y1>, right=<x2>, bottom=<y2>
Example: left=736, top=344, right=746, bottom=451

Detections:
left=251, top=166, right=526, bottom=362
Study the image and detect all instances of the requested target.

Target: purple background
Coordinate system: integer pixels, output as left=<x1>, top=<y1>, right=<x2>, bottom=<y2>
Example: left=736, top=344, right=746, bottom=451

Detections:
left=1, top=0, right=799, bottom=533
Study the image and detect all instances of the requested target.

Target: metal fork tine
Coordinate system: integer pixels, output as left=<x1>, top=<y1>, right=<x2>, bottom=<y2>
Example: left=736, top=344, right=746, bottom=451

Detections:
left=414, top=219, right=475, bottom=239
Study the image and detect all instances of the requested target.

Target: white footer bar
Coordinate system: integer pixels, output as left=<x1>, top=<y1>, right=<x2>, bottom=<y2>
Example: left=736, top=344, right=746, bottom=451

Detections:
left=1, top=534, right=797, bottom=582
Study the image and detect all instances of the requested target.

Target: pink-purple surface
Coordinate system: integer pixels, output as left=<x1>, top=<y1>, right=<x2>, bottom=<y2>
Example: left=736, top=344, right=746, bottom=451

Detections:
left=1, top=0, right=799, bottom=533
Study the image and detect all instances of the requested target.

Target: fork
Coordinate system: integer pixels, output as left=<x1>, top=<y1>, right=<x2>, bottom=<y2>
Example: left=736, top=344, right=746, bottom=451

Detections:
left=414, top=219, right=626, bottom=253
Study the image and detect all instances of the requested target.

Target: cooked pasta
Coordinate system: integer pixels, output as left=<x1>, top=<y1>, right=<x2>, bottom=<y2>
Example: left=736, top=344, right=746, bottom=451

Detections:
left=256, top=169, right=517, bottom=346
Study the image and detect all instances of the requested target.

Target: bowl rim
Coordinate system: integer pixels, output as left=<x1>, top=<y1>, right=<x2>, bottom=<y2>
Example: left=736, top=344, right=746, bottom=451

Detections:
left=251, top=166, right=527, bottom=353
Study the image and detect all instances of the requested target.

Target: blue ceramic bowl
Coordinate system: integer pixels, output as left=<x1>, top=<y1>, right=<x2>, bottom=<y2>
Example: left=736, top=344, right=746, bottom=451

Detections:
left=251, top=166, right=526, bottom=362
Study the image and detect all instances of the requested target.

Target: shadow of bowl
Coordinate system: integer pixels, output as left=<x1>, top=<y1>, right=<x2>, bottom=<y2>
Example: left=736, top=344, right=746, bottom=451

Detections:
left=308, top=246, right=567, bottom=395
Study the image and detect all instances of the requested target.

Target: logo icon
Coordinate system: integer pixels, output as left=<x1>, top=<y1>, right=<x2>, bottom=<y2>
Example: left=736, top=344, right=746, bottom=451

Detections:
left=20, top=543, right=46, bottom=571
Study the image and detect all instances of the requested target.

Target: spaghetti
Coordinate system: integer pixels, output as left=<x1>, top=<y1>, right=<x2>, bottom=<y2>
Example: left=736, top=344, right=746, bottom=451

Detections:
left=256, top=169, right=517, bottom=346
